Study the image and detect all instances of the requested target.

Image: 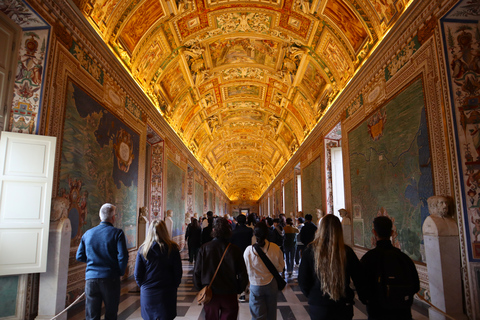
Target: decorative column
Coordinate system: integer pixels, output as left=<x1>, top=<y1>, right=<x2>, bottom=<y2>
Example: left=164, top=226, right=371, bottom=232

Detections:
left=422, top=196, right=466, bottom=320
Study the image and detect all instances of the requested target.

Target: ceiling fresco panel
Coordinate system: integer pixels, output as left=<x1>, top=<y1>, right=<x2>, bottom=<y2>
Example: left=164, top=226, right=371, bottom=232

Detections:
left=118, top=0, right=165, bottom=54
left=287, top=101, right=308, bottom=130
left=323, top=0, right=368, bottom=52
left=367, top=0, right=403, bottom=27
left=301, top=61, right=327, bottom=101
left=209, top=38, right=280, bottom=69
left=90, top=0, right=121, bottom=31
left=133, top=39, right=166, bottom=83
left=278, top=4, right=312, bottom=39
left=224, top=84, right=264, bottom=99
left=160, top=64, right=188, bottom=102
left=318, top=31, right=353, bottom=85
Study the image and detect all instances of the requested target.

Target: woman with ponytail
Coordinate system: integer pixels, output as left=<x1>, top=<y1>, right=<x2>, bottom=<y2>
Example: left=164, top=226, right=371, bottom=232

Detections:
left=298, top=214, right=366, bottom=320
left=134, top=220, right=183, bottom=320
left=243, top=221, right=284, bottom=320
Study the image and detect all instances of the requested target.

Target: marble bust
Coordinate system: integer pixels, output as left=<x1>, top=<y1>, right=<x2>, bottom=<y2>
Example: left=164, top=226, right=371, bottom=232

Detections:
left=50, top=197, right=70, bottom=222
left=423, top=195, right=458, bottom=236
left=339, top=209, right=352, bottom=225
left=165, top=209, right=174, bottom=239
left=316, top=208, right=326, bottom=226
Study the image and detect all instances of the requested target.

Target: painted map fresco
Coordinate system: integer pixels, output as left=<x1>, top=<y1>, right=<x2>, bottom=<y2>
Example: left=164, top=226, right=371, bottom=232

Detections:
left=285, top=179, right=294, bottom=218
left=166, top=159, right=185, bottom=237
left=195, top=181, right=204, bottom=215
left=349, top=78, right=433, bottom=262
left=208, top=191, right=213, bottom=211
left=216, top=193, right=220, bottom=216
left=0, top=276, right=18, bottom=317
left=441, top=0, right=480, bottom=261
left=302, top=156, right=322, bottom=221
left=59, top=82, right=139, bottom=248
left=275, top=188, right=282, bottom=215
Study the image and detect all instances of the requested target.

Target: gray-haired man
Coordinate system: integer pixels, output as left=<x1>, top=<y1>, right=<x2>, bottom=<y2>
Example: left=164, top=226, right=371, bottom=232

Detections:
left=76, top=203, right=129, bottom=320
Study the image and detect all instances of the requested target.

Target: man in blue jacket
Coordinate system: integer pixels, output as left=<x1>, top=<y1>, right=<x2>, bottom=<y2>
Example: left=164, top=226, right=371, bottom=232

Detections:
left=76, top=203, right=129, bottom=320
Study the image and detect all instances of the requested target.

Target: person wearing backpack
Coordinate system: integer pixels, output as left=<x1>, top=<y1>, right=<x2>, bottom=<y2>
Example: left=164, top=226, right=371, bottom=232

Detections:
left=360, top=216, right=420, bottom=320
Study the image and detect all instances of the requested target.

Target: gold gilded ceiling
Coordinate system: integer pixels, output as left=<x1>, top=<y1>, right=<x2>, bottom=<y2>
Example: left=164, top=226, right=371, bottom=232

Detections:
left=78, top=0, right=409, bottom=200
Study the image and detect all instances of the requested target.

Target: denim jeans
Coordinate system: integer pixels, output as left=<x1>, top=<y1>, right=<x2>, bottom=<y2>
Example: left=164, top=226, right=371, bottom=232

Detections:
left=249, top=278, right=278, bottom=320
left=85, top=277, right=120, bottom=320
left=284, top=246, right=295, bottom=273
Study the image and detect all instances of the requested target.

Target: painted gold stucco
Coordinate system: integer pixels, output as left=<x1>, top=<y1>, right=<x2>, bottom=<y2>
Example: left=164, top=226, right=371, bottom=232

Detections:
left=78, top=0, right=410, bottom=200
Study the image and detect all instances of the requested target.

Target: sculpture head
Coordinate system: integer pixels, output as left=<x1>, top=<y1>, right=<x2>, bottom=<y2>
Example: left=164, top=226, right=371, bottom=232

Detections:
left=167, top=209, right=173, bottom=217
left=427, top=195, right=451, bottom=218
left=51, top=197, right=70, bottom=221
left=338, top=209, right=348, bottom=218
left=316, top=208, right=325, bottom=218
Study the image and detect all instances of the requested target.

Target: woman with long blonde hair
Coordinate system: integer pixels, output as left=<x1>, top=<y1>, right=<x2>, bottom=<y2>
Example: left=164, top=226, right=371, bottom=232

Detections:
left=135, top=220, right=182, bottom=320
left=298, top=214, right=366, bottom=320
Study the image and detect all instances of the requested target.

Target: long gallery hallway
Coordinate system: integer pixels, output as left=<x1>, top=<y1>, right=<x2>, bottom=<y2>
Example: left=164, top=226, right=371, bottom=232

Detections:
left=67, top=251, right=429, bottom=320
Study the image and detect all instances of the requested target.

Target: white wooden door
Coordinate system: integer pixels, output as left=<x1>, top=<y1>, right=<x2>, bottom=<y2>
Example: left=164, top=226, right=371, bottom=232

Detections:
left=0, top=132, right=56, bottom=276
left=331, top=147, right=345, bottom=218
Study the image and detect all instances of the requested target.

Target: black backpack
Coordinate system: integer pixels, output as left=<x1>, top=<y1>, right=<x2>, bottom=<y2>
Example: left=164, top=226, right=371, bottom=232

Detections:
left=373, top=248, right=416, bottom=309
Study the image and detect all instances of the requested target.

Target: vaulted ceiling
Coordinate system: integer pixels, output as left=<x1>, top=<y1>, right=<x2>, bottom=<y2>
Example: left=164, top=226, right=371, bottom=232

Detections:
left=77, top=0, right=409, bottom=200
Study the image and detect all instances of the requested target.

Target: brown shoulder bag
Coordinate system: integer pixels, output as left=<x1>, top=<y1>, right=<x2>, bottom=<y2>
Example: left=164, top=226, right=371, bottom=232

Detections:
left=196, top=243, right=231, bottom=305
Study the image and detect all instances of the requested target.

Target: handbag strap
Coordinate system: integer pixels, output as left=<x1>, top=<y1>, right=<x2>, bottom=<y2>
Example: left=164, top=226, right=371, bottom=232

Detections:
left=208, top=243, right=231, bottom=287
left=253, top=244, right=280, bottom=279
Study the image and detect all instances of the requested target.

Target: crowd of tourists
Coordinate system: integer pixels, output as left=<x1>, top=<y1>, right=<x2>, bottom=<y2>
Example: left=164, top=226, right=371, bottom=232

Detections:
left=76, top=204, right=420, bottom=320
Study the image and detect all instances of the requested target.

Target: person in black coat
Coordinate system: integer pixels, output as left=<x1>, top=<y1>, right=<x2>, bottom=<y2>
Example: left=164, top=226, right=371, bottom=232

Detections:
left=135, top=220, right=182, bottom=320
left=185, top=217, right=202, bottom=263
left=194, top=218, right=248, bottom=320
left=230, top=214, right=253, bottom=253
left=298, top=215, right=366, bottom=320
left=201, top=211, right=214, bottom=244
left=360, top=216, right=420, bottom=320
left=299, top=214, right=318, bottom=246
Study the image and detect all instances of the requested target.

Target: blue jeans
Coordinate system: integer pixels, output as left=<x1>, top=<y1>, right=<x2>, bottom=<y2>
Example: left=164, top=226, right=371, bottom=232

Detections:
left=85, top=278, right=120, bottom=320
left=249, top=278, right=278, bottom=320
left=284, top=246, right=295, bottom=273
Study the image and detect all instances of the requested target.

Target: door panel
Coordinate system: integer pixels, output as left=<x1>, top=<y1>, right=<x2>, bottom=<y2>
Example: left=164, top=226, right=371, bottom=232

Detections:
left=0, top=132, right=56, bottom=276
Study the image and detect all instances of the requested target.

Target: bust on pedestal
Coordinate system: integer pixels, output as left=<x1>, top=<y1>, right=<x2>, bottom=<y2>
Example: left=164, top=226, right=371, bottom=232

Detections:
left=339, top=209, right=352, bottom=245
left=316, top=208, right=326, bottom=227
left=36, top=197, right=72, bottom=320
left=165, top=210, right=174, bottom=240
left=423, top=195, right=466, bottom=320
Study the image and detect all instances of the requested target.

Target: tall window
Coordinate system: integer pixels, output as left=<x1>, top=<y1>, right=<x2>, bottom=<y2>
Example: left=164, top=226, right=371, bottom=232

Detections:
left=297, top=174, right=302, bottom=212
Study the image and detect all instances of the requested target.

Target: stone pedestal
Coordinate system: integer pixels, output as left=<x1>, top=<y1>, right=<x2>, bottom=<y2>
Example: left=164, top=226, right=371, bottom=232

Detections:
left=35, top=218, right=71, bottom=320
left=423, top=234, right=466, bottom=320
left=343, top=224, right=352, bottom=246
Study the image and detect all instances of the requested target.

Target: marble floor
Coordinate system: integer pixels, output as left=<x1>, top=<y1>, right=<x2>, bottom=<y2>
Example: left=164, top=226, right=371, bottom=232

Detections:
left=67, top=252, right=429, bottom=320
